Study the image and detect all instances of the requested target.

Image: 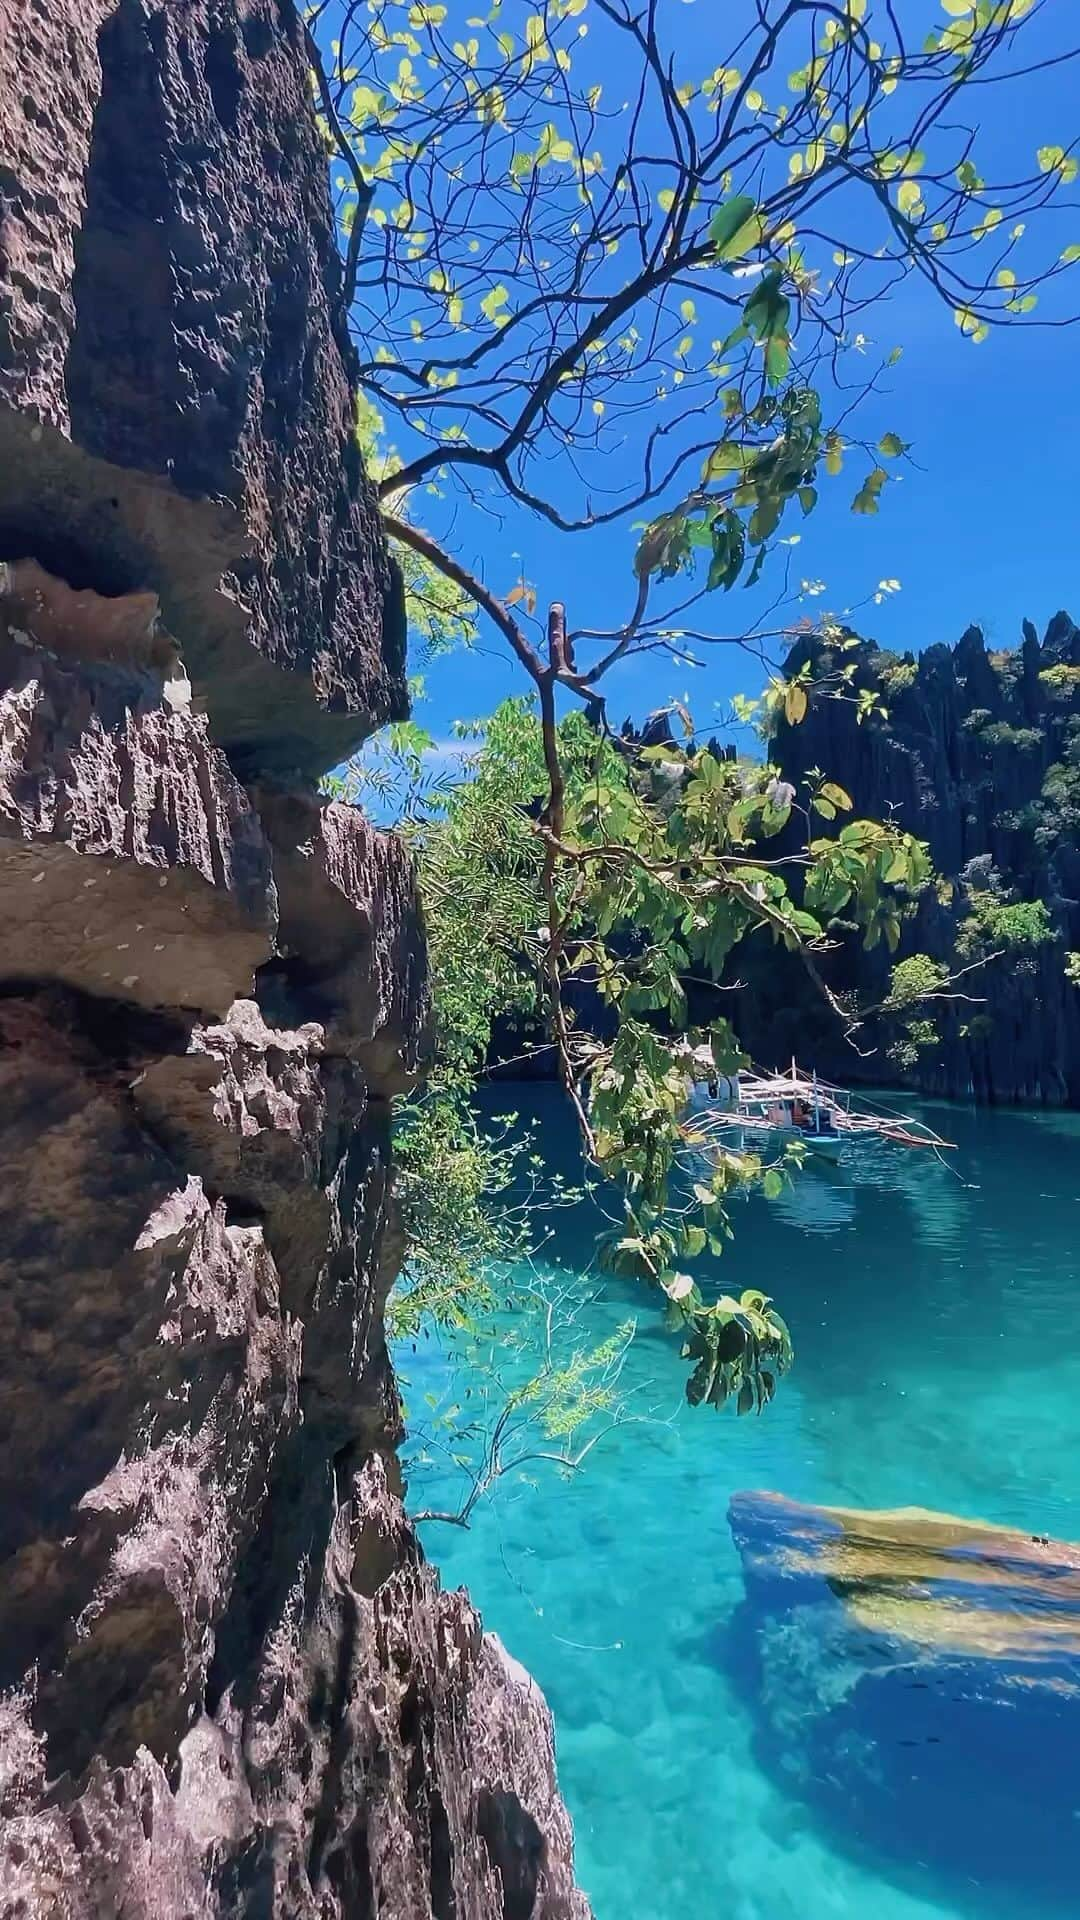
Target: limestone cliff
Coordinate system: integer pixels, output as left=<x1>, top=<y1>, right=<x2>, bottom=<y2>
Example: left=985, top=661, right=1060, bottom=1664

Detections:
left=0, top=4, right=588, bottom=1915
left=732, top=618, right=1080, bottom=1105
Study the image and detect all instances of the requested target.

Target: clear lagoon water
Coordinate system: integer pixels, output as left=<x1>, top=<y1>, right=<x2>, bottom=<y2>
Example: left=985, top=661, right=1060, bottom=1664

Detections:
left=398, top=1088, right=1080, bottom=1920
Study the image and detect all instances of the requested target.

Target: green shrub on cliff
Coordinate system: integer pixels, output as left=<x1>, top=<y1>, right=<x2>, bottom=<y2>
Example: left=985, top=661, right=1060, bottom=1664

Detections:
left=881, top=955, right=952, bottom=1012
left=976, top=722, right=1043, bottom=754
left=1037, top=733, right=1080, bottom=849
left=875, top=656, right=919, bottom=697
left=1039, top=665, right=1080, bottom=695
left=956, top=890, right=1054, bottom=959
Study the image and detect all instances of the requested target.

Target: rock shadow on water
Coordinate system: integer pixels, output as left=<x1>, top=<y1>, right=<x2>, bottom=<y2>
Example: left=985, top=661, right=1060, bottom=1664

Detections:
left=716, top=1490, right=1080, bottom=1919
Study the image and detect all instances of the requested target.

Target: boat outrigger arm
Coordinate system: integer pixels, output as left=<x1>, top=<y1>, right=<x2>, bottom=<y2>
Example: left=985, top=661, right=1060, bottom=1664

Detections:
left=682, top=1056, right=957, bottom=1154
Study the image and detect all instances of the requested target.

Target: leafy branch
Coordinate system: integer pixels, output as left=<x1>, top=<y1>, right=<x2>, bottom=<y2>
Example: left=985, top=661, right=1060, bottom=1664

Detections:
left=313, top=0, right=1080, bottom=1416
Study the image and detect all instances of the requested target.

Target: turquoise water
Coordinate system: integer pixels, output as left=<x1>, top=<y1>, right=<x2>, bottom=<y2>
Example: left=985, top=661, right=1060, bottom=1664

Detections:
left=399, top=1090, right=1080, bottom=1920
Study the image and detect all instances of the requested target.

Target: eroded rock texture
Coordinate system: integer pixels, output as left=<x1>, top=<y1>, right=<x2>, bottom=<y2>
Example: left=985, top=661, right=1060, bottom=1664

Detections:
left=0, top=0, right=406, bottom=778
left=0, top=4, right=588, bottom=1915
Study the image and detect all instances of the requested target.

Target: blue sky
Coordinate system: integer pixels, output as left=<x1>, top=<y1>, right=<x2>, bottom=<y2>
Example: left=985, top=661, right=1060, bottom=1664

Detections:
left=331, top=1, right=1080, bottom=744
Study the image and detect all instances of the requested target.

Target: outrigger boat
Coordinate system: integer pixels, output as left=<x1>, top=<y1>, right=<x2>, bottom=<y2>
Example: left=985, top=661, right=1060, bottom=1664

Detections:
left=683, top=1057, right=956, bottom=1163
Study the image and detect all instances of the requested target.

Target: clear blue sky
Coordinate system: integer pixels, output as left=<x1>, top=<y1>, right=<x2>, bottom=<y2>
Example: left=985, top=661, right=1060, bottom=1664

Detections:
left=332, top=1, right=1080, bottom=743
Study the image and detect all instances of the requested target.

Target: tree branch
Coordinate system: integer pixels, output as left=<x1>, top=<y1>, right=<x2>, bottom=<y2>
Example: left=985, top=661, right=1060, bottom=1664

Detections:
left=304, top=25, right=374, bottom=318
left=382, top=512, right=545, bottom=685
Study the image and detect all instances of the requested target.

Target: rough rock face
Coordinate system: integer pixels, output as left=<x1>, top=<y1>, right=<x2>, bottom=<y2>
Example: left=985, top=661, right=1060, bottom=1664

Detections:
left=727, top=1492, right=1080, bottom=1901
left=0, top=0, right=406, bottom=778
left=730, top=617, right=1080, bottom=1104
left=0, top=5, right=588, bottom=1916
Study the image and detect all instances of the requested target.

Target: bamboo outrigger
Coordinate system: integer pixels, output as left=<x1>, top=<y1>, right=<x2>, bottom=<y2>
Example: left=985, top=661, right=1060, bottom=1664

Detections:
left=683, top=1056, right=956, bottom=1161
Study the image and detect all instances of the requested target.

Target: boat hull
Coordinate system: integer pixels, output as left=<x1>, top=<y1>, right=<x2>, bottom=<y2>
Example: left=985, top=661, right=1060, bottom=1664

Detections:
left=742, top=1123, right=842, bottom=1163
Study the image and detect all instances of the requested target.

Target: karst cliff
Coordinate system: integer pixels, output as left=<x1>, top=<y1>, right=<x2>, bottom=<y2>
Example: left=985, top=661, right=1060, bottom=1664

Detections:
left=732, top=618, right=1080, bottom=1105
left=0, top=3, right=587, bottom=1914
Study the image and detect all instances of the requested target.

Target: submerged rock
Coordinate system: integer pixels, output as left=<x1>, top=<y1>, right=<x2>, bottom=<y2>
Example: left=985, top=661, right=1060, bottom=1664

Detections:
left=728, top=1491, right=1080, bottom=1900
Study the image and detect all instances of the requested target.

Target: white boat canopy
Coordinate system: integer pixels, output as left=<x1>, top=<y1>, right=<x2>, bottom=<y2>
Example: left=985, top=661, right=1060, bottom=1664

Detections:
left=683, top=1057, right=956, bottom=1154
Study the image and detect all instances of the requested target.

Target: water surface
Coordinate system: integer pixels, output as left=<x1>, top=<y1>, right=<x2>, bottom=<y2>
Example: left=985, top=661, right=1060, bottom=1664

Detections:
left=399, top=1090, right=1080, bottom=1920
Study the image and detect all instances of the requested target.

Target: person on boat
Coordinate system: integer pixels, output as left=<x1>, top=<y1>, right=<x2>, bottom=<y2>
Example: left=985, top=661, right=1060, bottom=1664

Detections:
left=792, top=1098, right=813, bottom=1130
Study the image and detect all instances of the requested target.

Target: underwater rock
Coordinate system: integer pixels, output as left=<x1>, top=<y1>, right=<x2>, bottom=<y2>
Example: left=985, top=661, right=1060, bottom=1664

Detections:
left=728, top=1491, right=1080, bottom=1899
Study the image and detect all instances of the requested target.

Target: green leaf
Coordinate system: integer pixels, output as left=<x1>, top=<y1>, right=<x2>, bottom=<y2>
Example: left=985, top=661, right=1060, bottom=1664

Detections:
left=763, top=1169, right=784, bottom=1200
left=710, top=1021, right=746, bottom=1075
left=707, top=512, right=746, bottom=592
left=705, top=442, right=747, bottom=479
left=972, top=206, right=1003, bottom=241
left=821, top=781, right=853, bottom=812
left=480, top=284, right=510, bottom=324
left=785, top=682, right=808, bottom=724
left=878, top=433, right=906, bottom=459
left=852, top=467, right=888, bottom=515
left=709, top=194, right=760, bottom=260
left=745, top=546, right=768, bottom=590
left=805, top=866, right=852, bottom=917
left=749, top=494, right=782, bottom=545
left=765, top=334, right=791, bottom=385
left=742, top=272, right=790, bottom=343
left=726, top=798, right=754, bottom=841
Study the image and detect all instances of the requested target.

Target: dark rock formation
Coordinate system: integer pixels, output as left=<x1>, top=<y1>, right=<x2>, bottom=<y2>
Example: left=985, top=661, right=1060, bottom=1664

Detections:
left=0, top=5, right=588, bottom=1915
left=0, top=0, right=406, bottom=779
left=727, top=1491, right=1080, bottom=1901
left=732, top=618, right=1080, bottom=1104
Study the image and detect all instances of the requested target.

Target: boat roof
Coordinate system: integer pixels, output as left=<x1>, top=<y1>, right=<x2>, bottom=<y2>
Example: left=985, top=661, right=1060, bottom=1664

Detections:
left=686, top=1059, right=957, bottom=1152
